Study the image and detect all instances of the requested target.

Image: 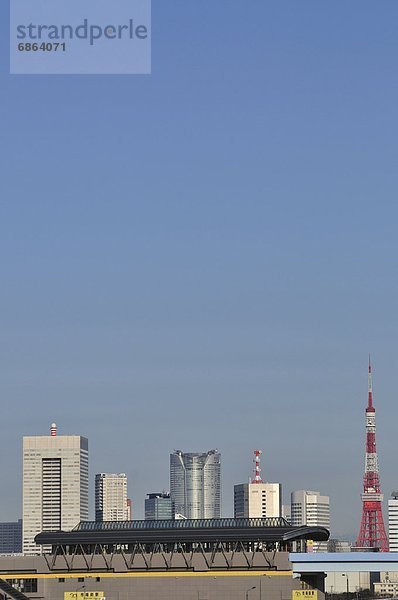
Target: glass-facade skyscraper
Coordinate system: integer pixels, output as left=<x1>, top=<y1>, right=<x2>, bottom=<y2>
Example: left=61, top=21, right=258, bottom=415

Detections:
left=145, top=493, right=173, bottom=520
left=170, top=450, right=221, bottom=519
left=0, top=520, right=22, bottom=553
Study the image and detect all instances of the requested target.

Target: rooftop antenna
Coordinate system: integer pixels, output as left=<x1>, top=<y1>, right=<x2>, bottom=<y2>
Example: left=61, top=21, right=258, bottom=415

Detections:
left=252, top=450, right=263, bottom=484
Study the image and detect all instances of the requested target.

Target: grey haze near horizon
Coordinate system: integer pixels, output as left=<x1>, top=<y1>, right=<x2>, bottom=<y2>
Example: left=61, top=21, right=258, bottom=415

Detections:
left=1, top=0, right=398, bottom=540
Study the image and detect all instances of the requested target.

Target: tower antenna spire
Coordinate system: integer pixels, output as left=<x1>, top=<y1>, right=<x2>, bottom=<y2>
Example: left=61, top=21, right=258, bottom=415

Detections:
left=252, top=450, right=263, bottom=484
left=368, top=354, right=373, bottom=409
left=356, top=358, right=388, bottom=551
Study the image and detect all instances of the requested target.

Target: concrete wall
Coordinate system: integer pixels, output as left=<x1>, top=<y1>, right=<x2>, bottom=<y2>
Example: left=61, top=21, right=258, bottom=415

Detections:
left=41, top=573, right=299, bottom=600
left=325, top=572, right=371, bottom=593
left=0, top=554, right=303, bottom=600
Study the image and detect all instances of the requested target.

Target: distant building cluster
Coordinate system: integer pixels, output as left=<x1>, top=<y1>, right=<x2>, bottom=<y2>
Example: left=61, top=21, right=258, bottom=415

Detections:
left=19, top=424, right=134, bottom=556
left=0, top=423, right=335, bottom=556
left=2, top=364, right=395, bottom=562
left=2, top=420, right=393, bottom=556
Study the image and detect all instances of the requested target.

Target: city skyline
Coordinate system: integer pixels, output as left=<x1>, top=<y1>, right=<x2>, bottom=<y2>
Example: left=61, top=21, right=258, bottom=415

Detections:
left=9, top=419, right=336, bottom=528
left=1, top=0, right=398, bottom=541
left=0, top=367, right=395, bottom=540
left=3, top=386, right=391, bottom=548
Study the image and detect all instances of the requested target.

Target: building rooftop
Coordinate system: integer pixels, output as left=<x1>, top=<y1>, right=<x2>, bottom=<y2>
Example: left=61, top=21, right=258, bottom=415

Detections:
left=35, top=517, right=329, bottom=547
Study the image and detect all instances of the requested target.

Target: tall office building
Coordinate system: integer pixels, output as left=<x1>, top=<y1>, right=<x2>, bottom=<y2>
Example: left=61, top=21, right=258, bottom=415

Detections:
left=145, top=493, right=174, bottom=520
left=170, top=450, right=221, bottom=519
left=291, top=490, right=330, bottom=527
left=388, top=492, right=398, bottom=551
left=291, top=490, right=330, bottom=552
left=234, top=482, right=281, bottom=518
left=23, top=424, right=88, bottom=555
left=95, top=473, right=129, bottom=522
left=234, top=451, right=281, bottom=519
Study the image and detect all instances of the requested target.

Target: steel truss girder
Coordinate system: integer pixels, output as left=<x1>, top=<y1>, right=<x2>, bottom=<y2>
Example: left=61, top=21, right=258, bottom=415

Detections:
left=46, top=539, right=278, bottom=572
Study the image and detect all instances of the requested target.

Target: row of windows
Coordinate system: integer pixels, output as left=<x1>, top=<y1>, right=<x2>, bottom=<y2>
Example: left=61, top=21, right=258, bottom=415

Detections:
left=6, top=578, right=37, bottom=593
left=58, top=577, right=101, bottom=583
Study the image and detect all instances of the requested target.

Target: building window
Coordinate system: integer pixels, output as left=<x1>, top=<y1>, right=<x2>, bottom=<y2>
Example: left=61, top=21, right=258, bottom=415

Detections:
left=6, top=579, right=37, bottom=593
left=58, top=578, right=65, bottom=583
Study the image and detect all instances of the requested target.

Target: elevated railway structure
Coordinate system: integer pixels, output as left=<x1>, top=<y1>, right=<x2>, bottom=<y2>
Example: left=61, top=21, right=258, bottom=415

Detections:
left=0, top=518, right=329, bottom=599
left=35, top=517, right=329, bottom=572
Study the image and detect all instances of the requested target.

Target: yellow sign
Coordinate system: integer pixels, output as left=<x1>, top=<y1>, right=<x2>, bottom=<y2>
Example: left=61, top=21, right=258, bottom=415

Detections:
left=293, top=591, right=318, bottom=600
left=64, top=593, right=105, bottom=599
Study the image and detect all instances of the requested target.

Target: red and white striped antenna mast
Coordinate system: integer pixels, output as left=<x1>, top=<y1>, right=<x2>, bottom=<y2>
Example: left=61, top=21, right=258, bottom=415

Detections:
left=252, top=450, right=263, bottom=484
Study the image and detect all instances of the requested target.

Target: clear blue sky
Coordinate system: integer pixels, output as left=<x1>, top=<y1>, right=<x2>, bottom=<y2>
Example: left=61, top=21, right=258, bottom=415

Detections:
left=1, top=1, right=398, bottom=538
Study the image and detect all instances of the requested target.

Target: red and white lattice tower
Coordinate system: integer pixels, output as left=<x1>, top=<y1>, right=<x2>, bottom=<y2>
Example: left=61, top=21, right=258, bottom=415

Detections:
left=356, top=359, right=389, bottom=551
left=252, top=450, right=263, bottom=484
left=50, top=422, right=57, bottom=437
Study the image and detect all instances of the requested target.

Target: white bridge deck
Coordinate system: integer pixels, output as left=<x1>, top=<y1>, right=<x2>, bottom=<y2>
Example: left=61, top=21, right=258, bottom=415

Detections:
left=290, top=552, right=398, bottom=573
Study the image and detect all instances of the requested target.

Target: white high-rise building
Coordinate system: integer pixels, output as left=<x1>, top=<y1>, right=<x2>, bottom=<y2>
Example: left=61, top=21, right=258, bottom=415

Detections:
left=388, top=492, right=398, bottom=551
left=291, top=490, right=330, bottom=527
left=234, top=482, right=281, bottom=519
left=23, top=424, right=88, bottom=555
left=170, top=450, right=221, bottom=519
left=95, top=473, right=129, bottom=522
left=291, top=490, right=330, bottom=552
